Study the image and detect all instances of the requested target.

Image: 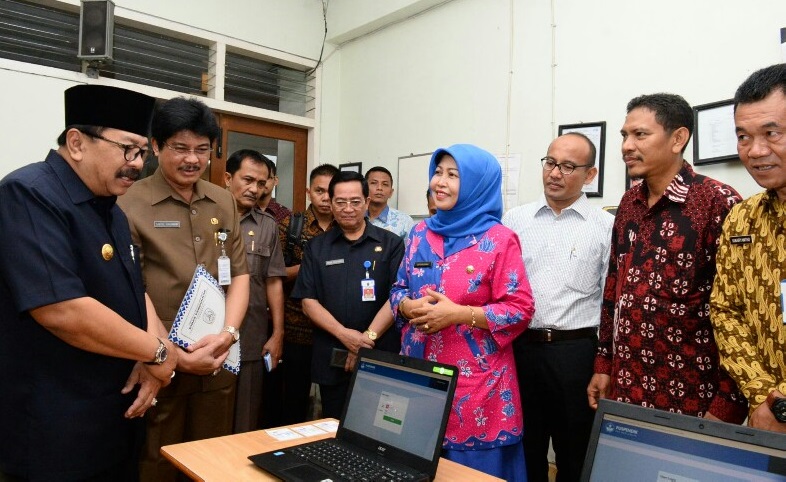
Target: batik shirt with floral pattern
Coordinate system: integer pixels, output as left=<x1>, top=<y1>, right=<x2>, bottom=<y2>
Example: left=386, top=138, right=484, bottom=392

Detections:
left=390, top=221, right=534, bottom=450
left=594, top=162, right=748, bottom=423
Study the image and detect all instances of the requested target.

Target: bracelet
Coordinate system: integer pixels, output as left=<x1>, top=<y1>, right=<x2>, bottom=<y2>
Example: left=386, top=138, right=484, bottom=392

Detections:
left=400, top=298, right=410, bottom=319
left=468, top=306, right=476, bottom=329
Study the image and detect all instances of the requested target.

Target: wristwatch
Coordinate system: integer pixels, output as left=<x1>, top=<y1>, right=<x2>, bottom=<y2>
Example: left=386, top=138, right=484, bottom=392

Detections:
left=766, top=391, right=786, bottom=423
left=222, top=325, right=240, bottom=344
left=364, top=329, right=378, bottom=341
left=145, top=338, right=168, bottom=365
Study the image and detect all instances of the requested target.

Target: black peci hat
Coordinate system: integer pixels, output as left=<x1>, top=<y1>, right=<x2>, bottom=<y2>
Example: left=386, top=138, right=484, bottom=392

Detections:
left=64, top=85, right=156, bottom=137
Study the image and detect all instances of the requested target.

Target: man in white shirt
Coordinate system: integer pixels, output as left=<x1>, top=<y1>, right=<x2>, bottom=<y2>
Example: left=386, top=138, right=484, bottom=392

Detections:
left=503, top=133, right=614, bottom=482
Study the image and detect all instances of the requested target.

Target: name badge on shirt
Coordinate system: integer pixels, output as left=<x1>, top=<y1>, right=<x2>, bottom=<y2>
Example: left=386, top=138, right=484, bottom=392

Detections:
left=326, top=259, right=345, bottom=266
left=154, top=221, right=181, bottom=228
left=730, top=235, right=752, bottom=245
left=361, top=279, right=376, bottom=302
left=414, top=261, right=433, bottom=268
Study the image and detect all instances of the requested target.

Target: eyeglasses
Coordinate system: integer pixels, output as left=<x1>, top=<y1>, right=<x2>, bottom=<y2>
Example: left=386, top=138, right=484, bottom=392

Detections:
left=84, top=132, right=148, bottom=163
left=163, top=142, right=213, bottom=160
left=332, top=198, right=365, bottom=209
left=541, top=157, right=591, bottom=175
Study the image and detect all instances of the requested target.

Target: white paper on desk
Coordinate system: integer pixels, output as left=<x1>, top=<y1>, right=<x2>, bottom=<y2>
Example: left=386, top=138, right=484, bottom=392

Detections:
left=169, top=265, right=240, bottom=374
left=265, top=428, right=304, bottom=441
left=313, top=420, right=339, bottom=433
left=292, top=425, right=328, bottom=437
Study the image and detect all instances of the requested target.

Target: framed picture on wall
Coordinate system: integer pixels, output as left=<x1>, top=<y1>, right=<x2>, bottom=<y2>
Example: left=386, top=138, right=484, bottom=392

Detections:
left=338, top=162, right=362, bottom=174
left=693, top=99, right=738, bottom=165
left=557, top=121, right=606, bottom=197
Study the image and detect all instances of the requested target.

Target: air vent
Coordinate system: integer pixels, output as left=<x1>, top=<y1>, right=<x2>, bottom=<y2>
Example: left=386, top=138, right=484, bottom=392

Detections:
left=95, top=24, right=210, bottom=96
left=0, top=0, right=80, bottom=71
left=225, top=51, right=314, bottom=116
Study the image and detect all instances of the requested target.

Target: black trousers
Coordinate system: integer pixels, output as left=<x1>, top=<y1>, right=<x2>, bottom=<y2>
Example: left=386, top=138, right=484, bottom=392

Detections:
left=260, top=341, right=314, bottom=428
left=515, top=335, right=597, bottom=482
left=319, top=379, right=351, bottom=420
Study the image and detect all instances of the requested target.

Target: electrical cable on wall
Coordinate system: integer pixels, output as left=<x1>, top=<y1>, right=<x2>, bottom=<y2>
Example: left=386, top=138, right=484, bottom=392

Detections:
left=307, top=0, right=329, bottom=75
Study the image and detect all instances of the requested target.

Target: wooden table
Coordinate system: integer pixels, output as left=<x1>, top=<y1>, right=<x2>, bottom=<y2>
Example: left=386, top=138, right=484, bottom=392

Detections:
left=162, top=419, right=503, bottom=481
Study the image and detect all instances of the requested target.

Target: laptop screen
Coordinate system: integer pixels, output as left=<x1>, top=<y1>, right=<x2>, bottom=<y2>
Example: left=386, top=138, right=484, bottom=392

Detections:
left=582, top=400, right=786, bottom=482
left=340, top=355, right=455, bottom=461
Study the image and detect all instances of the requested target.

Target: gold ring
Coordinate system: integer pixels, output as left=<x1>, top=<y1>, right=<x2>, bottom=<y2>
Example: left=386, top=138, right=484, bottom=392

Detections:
left=423, top=323, right=430, bottom=331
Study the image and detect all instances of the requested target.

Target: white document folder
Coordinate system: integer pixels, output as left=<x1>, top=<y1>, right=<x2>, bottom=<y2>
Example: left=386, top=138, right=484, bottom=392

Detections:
left=169, top=264, right=240, bottom=374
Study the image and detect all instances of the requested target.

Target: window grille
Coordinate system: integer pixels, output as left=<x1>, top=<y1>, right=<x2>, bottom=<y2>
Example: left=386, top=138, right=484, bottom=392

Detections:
left=0, top=0, right=80, bottom=72
left=225, top=51, right=314, bottom=116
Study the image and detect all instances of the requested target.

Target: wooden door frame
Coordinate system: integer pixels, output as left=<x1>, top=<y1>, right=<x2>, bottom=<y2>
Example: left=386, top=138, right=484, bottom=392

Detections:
left=212, top=114, right=308, bottom=212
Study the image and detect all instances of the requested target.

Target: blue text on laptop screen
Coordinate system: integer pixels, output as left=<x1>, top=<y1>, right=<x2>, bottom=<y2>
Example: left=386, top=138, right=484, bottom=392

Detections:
left=341, top=360, right=452, bottom=461
left=588, top=414, right=786, bottom=482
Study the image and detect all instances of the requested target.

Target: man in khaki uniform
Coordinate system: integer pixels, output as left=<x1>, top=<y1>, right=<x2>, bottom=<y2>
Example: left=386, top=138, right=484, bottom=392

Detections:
left=118, top=97, right=249, bottom=482
left=224, top=148, right=286, bottom=433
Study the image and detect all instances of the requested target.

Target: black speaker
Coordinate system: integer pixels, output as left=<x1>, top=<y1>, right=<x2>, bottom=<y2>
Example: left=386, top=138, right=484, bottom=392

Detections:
left=78, top=0, right=114, bottom=60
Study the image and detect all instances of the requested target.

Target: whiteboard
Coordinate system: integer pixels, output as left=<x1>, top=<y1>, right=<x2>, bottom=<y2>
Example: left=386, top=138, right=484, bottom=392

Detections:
left=397, top=152, right=433, bottom=217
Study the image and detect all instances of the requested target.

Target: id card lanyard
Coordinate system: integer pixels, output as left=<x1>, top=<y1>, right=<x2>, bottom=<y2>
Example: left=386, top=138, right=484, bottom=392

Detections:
left=361, top=260, right=375, bottom=302
left=217, top=228, right=231, bottom=285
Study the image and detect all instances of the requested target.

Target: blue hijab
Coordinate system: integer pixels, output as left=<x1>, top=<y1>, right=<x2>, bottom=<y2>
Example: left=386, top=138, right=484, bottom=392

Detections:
left=425, top=144, right=502, bottom=239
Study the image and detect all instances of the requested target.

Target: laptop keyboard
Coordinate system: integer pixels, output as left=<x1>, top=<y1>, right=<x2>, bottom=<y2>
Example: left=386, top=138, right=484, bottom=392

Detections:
left=292, top=440, right=421, bottom=482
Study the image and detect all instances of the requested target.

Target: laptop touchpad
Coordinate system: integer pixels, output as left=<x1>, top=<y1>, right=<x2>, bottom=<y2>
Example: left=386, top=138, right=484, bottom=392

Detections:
left=282, top=463, right=335, bottom=481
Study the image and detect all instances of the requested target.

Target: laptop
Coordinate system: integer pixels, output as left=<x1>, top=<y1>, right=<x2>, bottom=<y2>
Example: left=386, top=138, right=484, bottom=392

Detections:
left=249, top=348, right=458, bottom=482
left=581, top=399, right=786, bottom=482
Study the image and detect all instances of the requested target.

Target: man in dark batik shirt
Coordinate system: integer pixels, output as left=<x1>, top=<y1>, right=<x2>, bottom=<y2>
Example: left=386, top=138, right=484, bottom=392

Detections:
left=588, top=93, right=748, bottom=423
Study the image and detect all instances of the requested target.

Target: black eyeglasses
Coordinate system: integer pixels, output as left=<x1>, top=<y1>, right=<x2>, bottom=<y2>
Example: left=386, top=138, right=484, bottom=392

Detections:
left=541, top=157, right=591, bottom=175
left=84, top=132, right=148, bottom=163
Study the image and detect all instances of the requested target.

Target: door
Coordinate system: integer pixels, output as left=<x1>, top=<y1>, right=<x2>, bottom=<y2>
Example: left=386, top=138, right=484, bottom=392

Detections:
left=212, top=114, right=308, bottom=212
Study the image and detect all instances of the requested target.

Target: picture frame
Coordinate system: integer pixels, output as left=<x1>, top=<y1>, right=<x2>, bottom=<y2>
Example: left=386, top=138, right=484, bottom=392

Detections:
left=692, top=99, right=738, bottom=165
left=338, top=162, right=362, bottom=174
left=557, top=121, right=606, bottom=197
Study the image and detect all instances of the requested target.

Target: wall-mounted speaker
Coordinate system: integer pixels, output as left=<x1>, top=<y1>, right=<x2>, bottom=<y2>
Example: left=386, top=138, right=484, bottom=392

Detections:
left=78, top=0, right=115, bottom=60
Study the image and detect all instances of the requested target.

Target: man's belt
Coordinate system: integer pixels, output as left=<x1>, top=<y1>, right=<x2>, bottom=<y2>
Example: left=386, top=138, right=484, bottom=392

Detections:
left=519, top=327, right=597, bottom=343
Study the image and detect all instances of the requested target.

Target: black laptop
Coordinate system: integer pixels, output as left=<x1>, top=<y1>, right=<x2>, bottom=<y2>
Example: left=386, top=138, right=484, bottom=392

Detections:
left=249, top=348, right=458, bottom=482
left=581, top=399, right=786, bottom=482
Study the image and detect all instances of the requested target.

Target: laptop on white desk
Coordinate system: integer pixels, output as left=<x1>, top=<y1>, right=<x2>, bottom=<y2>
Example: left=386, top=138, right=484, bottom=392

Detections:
left=249, top=348, right=458, bottom=482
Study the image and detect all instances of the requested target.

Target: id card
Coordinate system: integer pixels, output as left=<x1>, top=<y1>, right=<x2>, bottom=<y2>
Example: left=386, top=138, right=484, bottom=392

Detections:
left=361, top=279, right=376, bottom=301
left=218, top=255, right=231, bottom=285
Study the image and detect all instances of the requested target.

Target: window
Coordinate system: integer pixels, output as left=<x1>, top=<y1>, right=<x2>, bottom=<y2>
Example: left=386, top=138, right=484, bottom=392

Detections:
left=0, top=0, right=80, bottom=72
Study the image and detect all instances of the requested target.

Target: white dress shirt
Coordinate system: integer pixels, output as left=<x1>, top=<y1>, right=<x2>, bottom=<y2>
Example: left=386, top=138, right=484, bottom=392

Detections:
left=502, top=194, right=614, bottom=331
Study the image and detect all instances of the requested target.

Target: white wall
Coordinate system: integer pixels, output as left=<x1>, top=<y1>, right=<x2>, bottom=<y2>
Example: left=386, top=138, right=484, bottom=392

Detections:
left=113, top=0, right=324, bottom=60
left=320, top=0, right=786, bottom=211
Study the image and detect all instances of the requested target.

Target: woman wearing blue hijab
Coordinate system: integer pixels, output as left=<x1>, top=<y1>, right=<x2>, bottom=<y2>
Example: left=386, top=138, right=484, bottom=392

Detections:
left=390, top=144, right=534, bottom=481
